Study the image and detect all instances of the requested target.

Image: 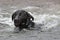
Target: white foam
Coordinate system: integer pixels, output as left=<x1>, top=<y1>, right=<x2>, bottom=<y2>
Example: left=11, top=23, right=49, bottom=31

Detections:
left=0, top=17, right=14, bottom=27
left=34, top=14, right=59, bottom=31
left=22, top=6, right=39, bottom=9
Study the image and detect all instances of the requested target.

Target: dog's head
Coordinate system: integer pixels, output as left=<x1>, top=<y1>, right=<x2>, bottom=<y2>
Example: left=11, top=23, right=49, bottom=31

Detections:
left=12, top=10, right=28, bottom=25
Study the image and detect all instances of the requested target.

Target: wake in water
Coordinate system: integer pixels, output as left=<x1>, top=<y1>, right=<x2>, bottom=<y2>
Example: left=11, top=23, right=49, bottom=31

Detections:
left=22, top=6, right=60, bottom=31
left=0, top=6, right=60, bottom=32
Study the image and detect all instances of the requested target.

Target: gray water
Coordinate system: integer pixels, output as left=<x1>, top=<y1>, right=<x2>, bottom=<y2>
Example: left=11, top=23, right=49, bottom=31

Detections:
left=0, top=1, right=60, bottom=40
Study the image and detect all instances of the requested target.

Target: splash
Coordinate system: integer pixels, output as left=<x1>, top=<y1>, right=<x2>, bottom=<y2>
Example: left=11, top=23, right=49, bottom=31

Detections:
left=29, top=12, right=59, bottom=31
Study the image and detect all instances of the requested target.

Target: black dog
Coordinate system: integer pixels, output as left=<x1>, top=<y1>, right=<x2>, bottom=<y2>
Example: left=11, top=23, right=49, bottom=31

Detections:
left=12, top=10, right=35, bottom=32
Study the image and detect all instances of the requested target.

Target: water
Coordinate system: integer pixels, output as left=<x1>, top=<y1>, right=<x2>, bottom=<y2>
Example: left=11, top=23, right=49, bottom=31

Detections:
left=0, top=1, right=60, bottom=40
left=0, top=6, right=60, bottom=32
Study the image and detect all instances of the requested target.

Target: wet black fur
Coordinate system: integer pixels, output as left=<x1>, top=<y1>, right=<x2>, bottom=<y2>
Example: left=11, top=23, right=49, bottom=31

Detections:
left=12, top=10, right=35, bottom=31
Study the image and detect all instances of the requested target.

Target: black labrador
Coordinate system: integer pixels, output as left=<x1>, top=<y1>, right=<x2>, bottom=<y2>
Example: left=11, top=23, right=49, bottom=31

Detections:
left=12, top=10, right=35, bottom=32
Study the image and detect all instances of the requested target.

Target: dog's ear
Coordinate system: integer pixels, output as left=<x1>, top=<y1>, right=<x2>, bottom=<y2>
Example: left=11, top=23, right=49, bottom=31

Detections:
left=12, top=13, right=17, bottom=21
left=26, top=12, right=34, bottom=21
left=12, top=10, right=20, bottom=21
